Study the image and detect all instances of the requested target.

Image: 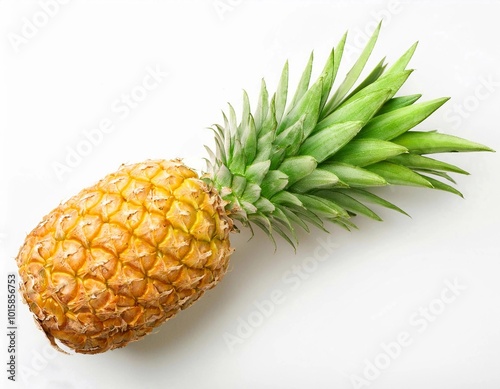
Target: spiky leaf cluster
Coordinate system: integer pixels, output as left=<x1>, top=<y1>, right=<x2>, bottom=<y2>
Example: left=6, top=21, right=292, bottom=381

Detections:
left=205, top=24, right=492, bottom=247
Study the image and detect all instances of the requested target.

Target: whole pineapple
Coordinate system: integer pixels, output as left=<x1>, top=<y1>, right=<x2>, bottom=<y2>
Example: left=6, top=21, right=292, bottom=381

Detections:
left=17, top=25, right=492, bottom=354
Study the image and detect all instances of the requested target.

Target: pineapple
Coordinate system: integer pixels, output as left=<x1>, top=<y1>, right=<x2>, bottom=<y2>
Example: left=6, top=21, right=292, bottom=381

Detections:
left=16, top=25, right=493, bottom=354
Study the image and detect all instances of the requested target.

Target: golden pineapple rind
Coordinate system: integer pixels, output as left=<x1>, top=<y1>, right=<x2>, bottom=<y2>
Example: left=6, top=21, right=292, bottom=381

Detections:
left=16, top=159, right=233, bottom=354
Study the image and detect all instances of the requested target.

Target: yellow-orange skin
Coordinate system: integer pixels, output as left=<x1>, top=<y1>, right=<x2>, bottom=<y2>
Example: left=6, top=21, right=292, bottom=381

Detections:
left=16, top=160, right=233, bottom=354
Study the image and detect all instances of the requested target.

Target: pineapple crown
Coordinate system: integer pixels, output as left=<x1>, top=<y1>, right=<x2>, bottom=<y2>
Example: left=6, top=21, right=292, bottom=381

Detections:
left=205, top=23, right=493, bottom=248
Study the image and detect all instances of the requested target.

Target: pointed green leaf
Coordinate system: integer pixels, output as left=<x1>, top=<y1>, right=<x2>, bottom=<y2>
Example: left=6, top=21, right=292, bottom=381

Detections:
left=229, top=140, right=246, bottom=175
left=254, top=196, right=276, bottom=213
left=288, top=204, right=327, bottom=232
left=275, top=61, right=289, bottom=122
left=261, top=170, right=289, bottom=198
left=316, top=191, right=382, bottom=221
left=290, top=169, right=340, bottom=193
left=254, top=79, right=269, bottom=131
left=365, top=161, right=433, bottom=188
left=278, top=156, right=317, bottom=186
left=231, top=174, right=247, bottom=197
left=382, top=42, right=418, bottom=77
left=318, top=49, right=335, bottom=112
left=280, top=206, right=310, bottom=233
left=359, top=97, right=450, bottom=140
left=393, top=131, right=495, bottom=154
left=215, top=164, right=232, bottom=188
left=320, top=32, right=347, bottom=119
left=241, top=183, right=261, bottom=203
left=245, top=160, right=271, bottom=184
left=278, top=79, right=322, bottom=138
left=271, top=222, right=297, bottom=249
left=260, top=96, right=277, bottom=138
left=254, top=131, right=274, bottom=163
left=275, top=115, right=305, bottom=155
left=271, top=191, right=304, bottom=208
left=344, top=57, right=387, bottom=101
left=299, top=121, right=364, bottom=162
left=338, top=188, right=409, bottom=216
left=340, top=70, right=413, bottom=111
left=330, top=218, right=358, bottom=231
left=295, top=194, right=348, bottom=219
left=387, top=153, right=469, bottom=175
left=291, top=51, right=314, bottom=108
left=322, top=162, right=387, bottom=187
left=324, top=22, right=382, bottom=112
left=331, top=139, right=408, bottom=167
left=316, top=89, right=392, bottom=133
left=417, top=174, right=463, bottom=197
left=377, top=94, right=422, bottom=116
left=241, top=115, right=258, bottom=164
left=416, top=169, right=456, bottom=183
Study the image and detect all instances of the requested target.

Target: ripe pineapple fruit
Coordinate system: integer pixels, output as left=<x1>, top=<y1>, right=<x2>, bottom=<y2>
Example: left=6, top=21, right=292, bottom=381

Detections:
left=17, top=25, right=493, bottom=354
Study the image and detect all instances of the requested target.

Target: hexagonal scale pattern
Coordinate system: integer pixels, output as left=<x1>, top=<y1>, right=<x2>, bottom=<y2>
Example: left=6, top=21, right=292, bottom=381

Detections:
left=16, top=159, right=233, bottom=354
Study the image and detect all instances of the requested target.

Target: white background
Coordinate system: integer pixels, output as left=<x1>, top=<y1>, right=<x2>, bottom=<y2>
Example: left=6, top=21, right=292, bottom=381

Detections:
left=1, top=1, right=500, bottom=388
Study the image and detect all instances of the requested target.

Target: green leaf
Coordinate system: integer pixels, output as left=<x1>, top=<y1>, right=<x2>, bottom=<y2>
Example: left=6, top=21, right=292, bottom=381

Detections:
left=377, top=94, right=421, bottom=116
left=240, top=114, right=258, bottom=164
left=261, top=170, right=289, bottom=198
left=290, top=169, right=340, bottom=193
left=323, top=22, right=382, bottom=113
left=299, top=121, right=364, bottom=163
left=254, top=196, right=276, bottom=213
left=382, top=42, right=418, bottom=77
left=291, top=51, right=314, bottom=108
left=316, top=89, right=392, bottom=133
left=359, top=97, right=450, bottom=140
left=344, top=57, right=387, bottom=101
left=229, top=140, right=246, bottom=175
left=338, top=188, right=409, bottom=216
left=274, top=115, right=305, bottom=157
left=278, top=79, right=322, bottom=138
left=271, top=191, right=304, bottom=208
left=254, top=79, right=269, bottom=131
left=288, top=204, right=326, bottom=232
left=387, top=153, right=469, bottom=175
left=231, top=174, right=247, bottom=197
left=260, top=96, right=278, bottom=138
left=393, top=131, right=495, bottom=154
left=321, top=162, right=387, bottom=187
left=254, top=131, right=274, bottom=163
left=365, top=161, right=433, bottom=188
left=331, top=139, right=408, bottom=167
left=272, top=206, right=296, bottom=238
left=278, top=156, right=317, bottom=186
left=245, top=160, right=271, bottom=184
left=316, top=191, right=382, bottom=221
left=280, top=206, right=310, bottom=233
left=417, top=174, right=463, bottom=197
left=241, top=183, right=261, bottom=203
left=275, top=61, right=289, bottom=122
left=295, top=194, right=348, bottom=219
left=215, top=164, right=232, bottom=188
left=416, top=169, right=456, bottom=183
left=318, top=49, right=335, bottom=112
